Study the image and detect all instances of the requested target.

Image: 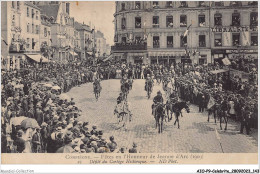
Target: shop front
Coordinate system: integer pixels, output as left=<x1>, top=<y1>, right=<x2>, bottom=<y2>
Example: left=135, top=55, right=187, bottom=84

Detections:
left=211, top=48, right=258, bottom=65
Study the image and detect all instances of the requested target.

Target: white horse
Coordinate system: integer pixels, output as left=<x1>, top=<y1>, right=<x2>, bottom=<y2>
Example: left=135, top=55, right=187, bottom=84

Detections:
left=114, top=101, right=132, bottom=129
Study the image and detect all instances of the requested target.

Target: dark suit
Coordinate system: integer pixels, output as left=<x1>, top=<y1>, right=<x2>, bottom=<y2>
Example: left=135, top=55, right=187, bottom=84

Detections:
left=129, top=147, right=137, bottom=153
left=13, top=137, right=25, bottom=153
left=32, top=132, right=42, bottom=153
left=35, top=110, right=43, bottom=125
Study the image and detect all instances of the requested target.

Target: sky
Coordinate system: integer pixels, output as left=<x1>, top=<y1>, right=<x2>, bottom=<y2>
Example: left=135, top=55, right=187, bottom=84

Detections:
left=70, top=1, right=115, bottom=45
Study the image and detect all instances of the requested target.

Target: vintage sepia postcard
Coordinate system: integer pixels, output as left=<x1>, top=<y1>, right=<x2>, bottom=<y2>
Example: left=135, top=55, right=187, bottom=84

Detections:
left=1, top=1, right=258, bottom=170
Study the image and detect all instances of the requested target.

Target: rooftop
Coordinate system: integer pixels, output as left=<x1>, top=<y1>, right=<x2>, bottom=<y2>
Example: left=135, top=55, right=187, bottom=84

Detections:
left=38, top=4, right=60, bottom=21
left=74, top=22, right=92, bottom=32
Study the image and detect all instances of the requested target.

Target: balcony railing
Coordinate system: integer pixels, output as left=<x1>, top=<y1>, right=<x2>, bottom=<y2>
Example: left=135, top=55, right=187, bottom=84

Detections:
left=199, top=42, right=206, bottom=47
left=180, top=23, right=187, bottom=27
left=152, top=24, right=160, bottom=28
left=112, top=42, right=147, bottom=51
left=153, top=45, right=160, bottom=48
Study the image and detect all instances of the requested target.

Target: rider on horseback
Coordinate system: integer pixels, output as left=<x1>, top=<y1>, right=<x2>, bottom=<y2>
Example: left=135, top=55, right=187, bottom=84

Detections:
left=169, top=90, right=178, bottom=104
left=145, top=74, right=153, bottom=91
left=117, top=93, right=124, bottom=104
left=93, top=77, right=101, bottom=91
left=120, top=75, right=128, bottom=85
left=152, top=91, right=164, bottom=116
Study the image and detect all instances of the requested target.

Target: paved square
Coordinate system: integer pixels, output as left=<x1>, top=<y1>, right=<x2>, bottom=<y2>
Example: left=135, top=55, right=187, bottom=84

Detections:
left=68, top=79, right=258, bottom=153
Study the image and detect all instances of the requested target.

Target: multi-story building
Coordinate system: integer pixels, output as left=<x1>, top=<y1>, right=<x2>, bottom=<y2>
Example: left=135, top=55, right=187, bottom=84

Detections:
left=39, top=13, right=52, bottom=59
left=95, top=30, right=107, bottom=58
left=106, top=44, right=111, bottom=56
left=73, top=29, right=81, bottom=59
left=2, top=1, right=49, bottom=70
left=75, top=21, right=94, bottom=60
left=20, top=2, right=46, bottom=65
left=210, top=1, right=258, bottom=64
left=112, top=1, right=258, bottom=65
left=38, top=1, right=78, bottom=63
left=1, top=1, right=23, bottom=70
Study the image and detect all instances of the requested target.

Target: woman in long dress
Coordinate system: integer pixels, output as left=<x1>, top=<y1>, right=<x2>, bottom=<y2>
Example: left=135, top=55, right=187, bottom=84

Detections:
left=22, top=128, right=33, bottom=153
left=228, top=97, right=236, bottom=119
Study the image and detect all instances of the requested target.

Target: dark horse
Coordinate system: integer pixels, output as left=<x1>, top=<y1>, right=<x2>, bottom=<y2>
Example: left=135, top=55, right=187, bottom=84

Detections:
left=162, top=78, right=169, bottom=91
left=145, top=81, right=153, bottom=99
left=207, top=104, right=219, bottom=124
left=155, top=72, right=161, bottom=85
left=93, top=81, right=102, bottom=100
left=166, top=101, right=190, bottom=129
left=153, top=103, right=166, bottom=133
left=208, top=103, right=229, bottom=130
left=121, top=82, right=130, bottom=100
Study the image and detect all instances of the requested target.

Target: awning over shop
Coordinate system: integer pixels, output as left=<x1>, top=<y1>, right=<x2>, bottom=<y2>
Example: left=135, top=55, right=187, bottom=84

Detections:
left=210, top=69, right=229, bottom=74
left=25, top=54, right=49, bottom=63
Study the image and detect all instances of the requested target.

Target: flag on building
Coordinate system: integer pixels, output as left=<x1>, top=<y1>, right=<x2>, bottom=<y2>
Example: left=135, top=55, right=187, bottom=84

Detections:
left=207, top=95, right=215, bottom=109
left=242, top=31, right=250, bottom=46
left=222, top=57, right=231, bottom=65
left=183, top=24, right=192, bottom=38
left=223, top=33, right=231, bottom=46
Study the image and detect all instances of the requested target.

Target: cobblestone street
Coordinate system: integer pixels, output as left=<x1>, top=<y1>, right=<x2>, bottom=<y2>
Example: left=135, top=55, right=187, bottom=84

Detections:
left=67, top=79, right=258, bottom=153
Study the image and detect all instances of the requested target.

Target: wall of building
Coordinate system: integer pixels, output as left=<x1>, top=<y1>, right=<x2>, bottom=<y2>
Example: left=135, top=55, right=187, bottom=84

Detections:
left=113, top=1, right=258, bottom=65
left=21, top=2, right=41, bottom=53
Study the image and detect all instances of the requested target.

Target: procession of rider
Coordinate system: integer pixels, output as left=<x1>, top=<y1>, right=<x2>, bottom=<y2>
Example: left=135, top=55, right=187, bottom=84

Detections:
left=168, top=89, right=179, bottom=104
left=152, top=91, right=164, bottom=116
left=145, top=74, right=154, bottom=93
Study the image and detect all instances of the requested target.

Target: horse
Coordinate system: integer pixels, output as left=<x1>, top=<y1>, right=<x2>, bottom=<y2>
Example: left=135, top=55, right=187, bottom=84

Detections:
left=121, top=82, right=130, bottom=100
left=114, top=101, right=132, bottom=129
left=208, top=103, right=229, bottom=130
left=162, top=78, right=169, bottom=91
left=155, top=72, right=162, bottom=85
left=128, top=79, right=133, bottom=90
left=152, top=103, right=166, bottom=133
left=207, top=104, right=219, bottom=124
left=93, top=81, right=102, bottom=100
left=166, top=101, right=190, bottom=129
left=145, top=81, right=153, bottom=99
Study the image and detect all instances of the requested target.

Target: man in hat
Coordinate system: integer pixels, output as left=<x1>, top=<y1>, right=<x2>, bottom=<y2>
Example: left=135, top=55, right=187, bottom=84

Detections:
left=21, top=95, right=29, bottom=116
left=145, top=74, right=153, bottom=92
left=56, top=131, right=75, bottom=153
left=239, top=105, right=251, bottom=135
left=129, top=142, right=138, bottom=153
left=85, top=143, right=95, bottom=153
left=198, top=92, right=206, bottom=113
left=107, top=136, right=117, bottom=152
left=152, top=91, right=164, bottom=115
left=13, top=130, right=25, bottom=153
left=35, top=105, right=44, bottom=126
left=32, top=126, right=42, bottom=153
left=117, top=93, right=124, bottom=104
left=40, top=122, right=49, bottom=152
left=117, top=146, right=126, bottom=153
left=90, top=125, right=98, bottom=135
